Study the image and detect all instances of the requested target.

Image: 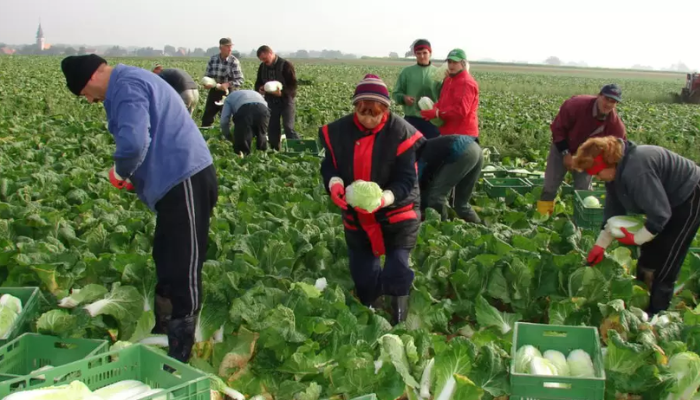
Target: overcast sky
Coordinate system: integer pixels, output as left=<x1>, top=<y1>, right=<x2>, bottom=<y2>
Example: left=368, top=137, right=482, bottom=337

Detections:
left=0, top=0, right=697, bottom=71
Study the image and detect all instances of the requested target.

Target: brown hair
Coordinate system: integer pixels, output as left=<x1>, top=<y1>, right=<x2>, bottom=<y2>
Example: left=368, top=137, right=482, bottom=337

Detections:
left=572, top=137, right=624, bottom=171
left=354, top=100, right=388, bottom=117
left=257, top=45, right=272, bottom=57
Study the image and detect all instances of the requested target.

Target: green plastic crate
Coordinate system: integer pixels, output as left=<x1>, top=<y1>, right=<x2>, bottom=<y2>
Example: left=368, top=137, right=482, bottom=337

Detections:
left=0, top=333, right=108, bottom=378
left=484, top=177, right=532, bottom=198
left=0, top=287, right=40, bottom=346
left=526, top=178, right=572, bottom=196
left=482, top=146, right=501, bottom=164
left=282, top=139, right=322, bottom=156
left=591, top=180, right=606, bottom=189
left=573, top=190, right=606, bottom=231
left=561, top=183, right=574, bottom=196
left=507, top=169, right=543, bottom=179
left=0, top=344, right=211, bottom=399
left=480, top=164, right=508, bottom=179
left=510, top=322, right=605, bottom=400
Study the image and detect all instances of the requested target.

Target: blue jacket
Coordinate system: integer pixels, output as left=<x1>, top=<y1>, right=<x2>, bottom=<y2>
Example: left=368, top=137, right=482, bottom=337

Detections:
left=104, top=64, right=213, bottom=211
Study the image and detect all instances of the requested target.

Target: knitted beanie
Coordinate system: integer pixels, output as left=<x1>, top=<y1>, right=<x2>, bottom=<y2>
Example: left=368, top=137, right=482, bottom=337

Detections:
left=61, top=54, right=107, bottom=96
left=352, top=74, right=390, bottom=107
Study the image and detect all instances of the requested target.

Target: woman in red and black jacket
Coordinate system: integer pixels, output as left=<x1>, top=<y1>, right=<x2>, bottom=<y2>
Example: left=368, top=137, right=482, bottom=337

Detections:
left=420, top=48, right=479, bottom=138
left=319, top=74, right=426, bottom=325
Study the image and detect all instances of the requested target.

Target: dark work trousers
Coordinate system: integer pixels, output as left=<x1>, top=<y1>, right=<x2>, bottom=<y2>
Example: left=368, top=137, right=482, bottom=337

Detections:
left=404, top=116, right=441, bottom=139
left=231, top=103, right=270, bottom=155
left=541, top=143, right=592, bottom=201
left=638, top=182, right=700, bottom=316
left=348, top=246, right=414, bottom=306
left=153, top=165, right=218, bottom=319
left=423, top=142, right=483, bottom=220
left=268, top=97, right=300, bottom=150
left=201, top=88, right=227, bottom=128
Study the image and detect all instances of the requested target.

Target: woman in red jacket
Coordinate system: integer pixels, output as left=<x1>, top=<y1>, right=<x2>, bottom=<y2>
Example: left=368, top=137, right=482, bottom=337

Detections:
left=420, top=48, right=479, bottom=138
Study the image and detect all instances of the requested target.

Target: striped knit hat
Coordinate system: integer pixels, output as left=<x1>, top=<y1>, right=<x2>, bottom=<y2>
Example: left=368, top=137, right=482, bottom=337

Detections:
left=352, top=74, right=391, bottom=107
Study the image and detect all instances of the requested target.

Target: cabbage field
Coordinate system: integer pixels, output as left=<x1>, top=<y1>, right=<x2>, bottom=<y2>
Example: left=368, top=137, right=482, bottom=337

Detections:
left=2, top=55, right=700, bottom=399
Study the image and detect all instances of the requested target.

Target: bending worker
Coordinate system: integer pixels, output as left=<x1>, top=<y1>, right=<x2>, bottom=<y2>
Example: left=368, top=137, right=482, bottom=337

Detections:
left=418, top=135, right=483, bottom=224
left=576, top=136, right=700, bottom=317
left=60, top=54, right=218, bottom=363
left=220, top=89, right=270, bottom=156
left=537, top=84, right=627, bottom=215
left=152, top=64, right=199, bottom=117
left=319, top=74, right=425, bottom=325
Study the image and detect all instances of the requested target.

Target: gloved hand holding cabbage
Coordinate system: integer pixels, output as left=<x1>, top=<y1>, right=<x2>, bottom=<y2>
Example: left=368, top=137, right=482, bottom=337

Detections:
left=345, top=180, right=394, bottom=214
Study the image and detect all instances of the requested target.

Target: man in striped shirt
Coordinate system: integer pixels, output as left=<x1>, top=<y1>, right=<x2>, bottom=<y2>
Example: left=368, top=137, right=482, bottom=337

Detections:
left=200, top=38, right=244, bottom=129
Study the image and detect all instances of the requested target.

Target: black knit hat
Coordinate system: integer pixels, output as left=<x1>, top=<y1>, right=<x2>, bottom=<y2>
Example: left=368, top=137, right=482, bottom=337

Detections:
left=413, top=39, right=432, bottom=53
left=61, top=54, right=107, bottom=96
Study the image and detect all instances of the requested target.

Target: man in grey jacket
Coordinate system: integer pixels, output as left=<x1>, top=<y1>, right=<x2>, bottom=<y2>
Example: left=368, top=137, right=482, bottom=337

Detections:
left=575, top=136, right=700, bottom=316
left=153, top=64, right=199, bottom=117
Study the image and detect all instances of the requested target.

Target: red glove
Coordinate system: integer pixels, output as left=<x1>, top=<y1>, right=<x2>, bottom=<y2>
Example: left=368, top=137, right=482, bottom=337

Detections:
left=354, top=198, right=384, bottom=215
left=587, top=245, right=605, bottom=266
left=109, top=166, right=135, bottom=191
left=420, top=108, right=438, bottom=121
left=616, top=227, right=638, bottom=246
left=330, top=183, right=348, bottom=210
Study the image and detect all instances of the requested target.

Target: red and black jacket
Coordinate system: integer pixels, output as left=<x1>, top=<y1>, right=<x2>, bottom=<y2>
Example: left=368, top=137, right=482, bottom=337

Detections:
left=319, top=112, right=426, bottom=256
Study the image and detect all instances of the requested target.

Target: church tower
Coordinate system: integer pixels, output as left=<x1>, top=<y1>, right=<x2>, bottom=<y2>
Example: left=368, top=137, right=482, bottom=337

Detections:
left=36, top=24, right=45, bottom=51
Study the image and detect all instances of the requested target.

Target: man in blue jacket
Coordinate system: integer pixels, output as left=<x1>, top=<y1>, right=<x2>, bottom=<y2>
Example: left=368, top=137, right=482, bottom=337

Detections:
left=60, top=54, right=218, bottom=363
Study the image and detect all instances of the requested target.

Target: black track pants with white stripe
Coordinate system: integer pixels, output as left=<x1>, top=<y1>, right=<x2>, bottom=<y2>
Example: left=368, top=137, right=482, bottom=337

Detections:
left=638, top=182, right=700, bottom=316
left=153, top=165, right=218, bottom=319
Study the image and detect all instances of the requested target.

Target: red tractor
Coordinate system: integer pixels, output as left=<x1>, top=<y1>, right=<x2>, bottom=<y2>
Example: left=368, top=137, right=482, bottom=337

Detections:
left=681, top=72, right=700, bottom=104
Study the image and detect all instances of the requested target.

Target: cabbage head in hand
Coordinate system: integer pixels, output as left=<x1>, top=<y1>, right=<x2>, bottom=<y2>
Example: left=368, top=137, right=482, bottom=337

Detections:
left=346, top=180, right=383, bottom=212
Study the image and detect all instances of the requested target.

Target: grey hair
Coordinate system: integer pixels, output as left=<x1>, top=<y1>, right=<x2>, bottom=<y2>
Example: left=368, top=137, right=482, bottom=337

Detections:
left=461, top=60, right=471, bottom=73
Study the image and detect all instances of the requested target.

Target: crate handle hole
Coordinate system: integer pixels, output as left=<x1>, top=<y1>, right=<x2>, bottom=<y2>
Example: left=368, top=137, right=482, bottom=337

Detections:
left=162, top=363, right=182, bottom=378
left=542, top=330, right=568, bottom=338
left=53, top=341, right=79, bottom=350
left=543, top=382, right=572, bottom=389
left=9, top=381, right=28, bottom=391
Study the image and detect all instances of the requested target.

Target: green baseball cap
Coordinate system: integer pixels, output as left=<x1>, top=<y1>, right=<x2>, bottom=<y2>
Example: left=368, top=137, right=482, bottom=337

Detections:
left=446, top=48, right=467, bottom=62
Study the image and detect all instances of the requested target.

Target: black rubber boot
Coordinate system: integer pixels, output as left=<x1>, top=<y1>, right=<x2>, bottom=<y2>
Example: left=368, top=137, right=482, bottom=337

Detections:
left=369, top=296, right=386, bottom=312
left=152, top=294, right=173, bottom=335
left=461, top=208, right=483, bottom=225
left=391, top=295, right=410, bottom=325
left=167, top=315, right=197, bottom=363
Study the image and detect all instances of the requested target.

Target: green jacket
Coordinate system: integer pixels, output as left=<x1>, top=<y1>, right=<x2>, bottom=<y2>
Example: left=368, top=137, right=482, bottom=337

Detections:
left=392, top=63, right=441, bottom=118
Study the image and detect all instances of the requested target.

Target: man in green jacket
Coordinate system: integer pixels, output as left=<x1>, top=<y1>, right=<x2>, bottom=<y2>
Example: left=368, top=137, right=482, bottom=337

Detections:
left=392, top=39, right=441, bottom=139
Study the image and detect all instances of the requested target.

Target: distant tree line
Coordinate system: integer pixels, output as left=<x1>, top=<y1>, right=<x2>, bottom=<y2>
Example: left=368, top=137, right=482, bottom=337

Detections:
left=0, top=43, right=359, bottom=60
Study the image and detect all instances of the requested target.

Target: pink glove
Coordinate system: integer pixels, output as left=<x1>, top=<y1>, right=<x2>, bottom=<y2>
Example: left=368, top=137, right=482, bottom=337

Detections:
left=330, top=183, right=348, bottom=210
left=420, top=108, right=438, bottom=120
left=587, top=245, right=605, bottom=266
left=109, top=166, right=134, bottom=191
